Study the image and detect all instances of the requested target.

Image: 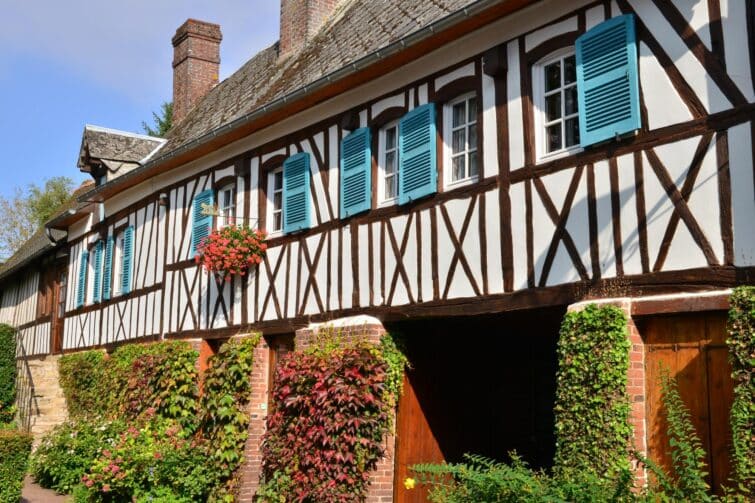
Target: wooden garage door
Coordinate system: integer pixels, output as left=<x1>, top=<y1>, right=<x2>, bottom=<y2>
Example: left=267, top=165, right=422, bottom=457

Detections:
left=642, top=311, right=733, bottom=494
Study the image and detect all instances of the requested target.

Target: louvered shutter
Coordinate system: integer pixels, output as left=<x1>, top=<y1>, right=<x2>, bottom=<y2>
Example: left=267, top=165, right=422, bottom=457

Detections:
left=340, top=128, right=372, bottom=218
left=283, top=152, right=311, bottom=233
left=398, top=103, right=437, bottom=205
left=102, top=236, right=114, bottom=301
left=91, top=240, right=104, bottom=303
left=191, top=189, right=214, bottom=255
left=121, top=226, right=134, bottom=295
left=576, top=14, right=640, bottom=147
left=76, top=250, right=88, bottom=308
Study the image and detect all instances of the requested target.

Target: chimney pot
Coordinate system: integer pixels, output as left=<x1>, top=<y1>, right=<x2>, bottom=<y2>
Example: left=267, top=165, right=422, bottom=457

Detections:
left=172, top=19, right=222, bottom=124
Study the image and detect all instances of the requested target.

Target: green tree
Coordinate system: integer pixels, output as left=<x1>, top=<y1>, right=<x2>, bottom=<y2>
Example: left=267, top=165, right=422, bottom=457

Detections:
left=142, top=101, right=173, bottom=138
left=0, top=177, right=74, bottom=260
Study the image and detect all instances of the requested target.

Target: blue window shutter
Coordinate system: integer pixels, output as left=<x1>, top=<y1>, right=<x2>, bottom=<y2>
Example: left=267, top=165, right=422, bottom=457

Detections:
left=91, top=240, right=104, bottom=303
left=283, top=152, right=311, bottom=233
left=191, top=189, right=214, bottom=255
left=76, top=250, right=88, bottom=308
left=576, top=14, right=640, bottom=147
left=340, top=128, right=372, bottom=218
left=121, top=226, right=134, bottom=295
left=102, top=236, right=114, bottom=301
left=398, top=103, right=437, bottom=205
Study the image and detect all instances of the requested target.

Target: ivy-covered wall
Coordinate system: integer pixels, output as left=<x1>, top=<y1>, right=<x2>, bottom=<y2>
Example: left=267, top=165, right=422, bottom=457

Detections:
left=553, top=304, right=632, bottom=480
left=726, top=286, right=754, bottom=497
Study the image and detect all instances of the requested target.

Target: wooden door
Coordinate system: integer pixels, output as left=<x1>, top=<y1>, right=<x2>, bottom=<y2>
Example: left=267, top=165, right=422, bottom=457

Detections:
left=266, top=334, right=294, bottom=410
left=50, top=266, right=67, bottom=354
left=642, top=312, right=733, bottom=494
left=394, top=371, right=444, bottom=503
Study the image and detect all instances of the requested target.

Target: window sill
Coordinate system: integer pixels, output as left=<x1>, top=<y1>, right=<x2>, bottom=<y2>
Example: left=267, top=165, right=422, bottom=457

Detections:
left=536, top=145, right=583, bottom=164
left=444, top=175, right=479, bottom=191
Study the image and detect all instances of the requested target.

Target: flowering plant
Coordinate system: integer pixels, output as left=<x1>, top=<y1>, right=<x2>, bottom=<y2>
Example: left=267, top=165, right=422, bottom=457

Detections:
left=195, top=225, right=267, bottom=281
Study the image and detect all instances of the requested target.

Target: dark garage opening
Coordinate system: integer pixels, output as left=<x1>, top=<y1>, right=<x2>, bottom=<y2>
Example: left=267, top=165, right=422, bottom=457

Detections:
left=388, top=306, right=565, bottom=502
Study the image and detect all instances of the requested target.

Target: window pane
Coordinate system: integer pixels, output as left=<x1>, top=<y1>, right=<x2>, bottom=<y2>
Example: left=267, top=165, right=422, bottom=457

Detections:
left=385, top=174, right=396, bottom=199
left=468, top=123, right=477, bottom=150
left=545, top=61, right=561, bottom=92
left=386, top=127, right=396, bottom=150
left=273, top=192, right=282, bottom=210
left=385, top=151, right=395, bottom=174
left=545, top=93, right=561, bottom=121
left=564, top=86, right=578, bottom=115
left=452, top=155, right=465, bottom=181
left=564, top=55, right=576, bottom=85
left=274, top=171, right=283, bottom=190
left=547, top=124, right=562, bottom=152
left=273, top=212, right=282, bottom=231
left=469, top=151, right=479, bottom=178
left=468, top=97, right=477, bottom=123
left=565, top=117, right=580, bottom=147
left=452, top=129, right=466, bottom=154
left=452, top=102, right=466, bottom=128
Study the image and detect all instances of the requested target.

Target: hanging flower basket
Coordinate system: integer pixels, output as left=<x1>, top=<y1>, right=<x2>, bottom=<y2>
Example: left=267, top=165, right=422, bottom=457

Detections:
left=195, top=225, right=267, bottom=281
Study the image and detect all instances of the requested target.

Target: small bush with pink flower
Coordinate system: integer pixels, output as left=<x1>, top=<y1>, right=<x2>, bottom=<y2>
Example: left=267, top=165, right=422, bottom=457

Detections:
left=195, top=225, right=267, bottom=281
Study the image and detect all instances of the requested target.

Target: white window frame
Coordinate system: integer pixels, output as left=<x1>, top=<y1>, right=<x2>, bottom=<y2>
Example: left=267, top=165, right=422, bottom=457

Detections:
left=266, top=167, right=284, bottom=236
left=533, top=48, right=583, bottom=162
left=377, top=120, right=399, bottom=207
left=218, top=183, right=236, bottom=228
left=443, top=92, right=480, bottom=189
left=112, top=231, right=125, bottom=297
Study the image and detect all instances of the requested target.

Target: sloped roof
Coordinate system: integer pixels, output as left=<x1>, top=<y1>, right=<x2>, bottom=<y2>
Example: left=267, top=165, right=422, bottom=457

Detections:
left=78, top=125, right=164, bottom=172
left=165, top=0, right=476, bottom=151
left=0, top=181, right=94, bottom=281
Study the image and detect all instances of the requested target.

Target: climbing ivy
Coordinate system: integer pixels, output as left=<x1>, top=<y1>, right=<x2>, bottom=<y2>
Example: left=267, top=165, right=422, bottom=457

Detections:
left=0, top=324, right=17, bottom=425
left=553, top=304, right=632, bottom=481
left=199, top=334, right=261, bottom=500
left=726, top=286, right=755, bottom=498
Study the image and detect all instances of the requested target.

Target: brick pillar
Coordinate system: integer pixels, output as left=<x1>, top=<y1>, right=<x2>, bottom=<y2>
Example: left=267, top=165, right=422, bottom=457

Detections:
left=294, top=316, right=396, bottom=503
left=237, top=337, right=270, bottom=502
left=567, top=299, right=647, bottom=487
left=626, top=315, right=648, bottom=487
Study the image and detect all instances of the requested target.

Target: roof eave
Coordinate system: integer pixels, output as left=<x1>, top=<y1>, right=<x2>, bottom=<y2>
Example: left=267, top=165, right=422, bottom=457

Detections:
left=77, top=0, right=537, bottom=204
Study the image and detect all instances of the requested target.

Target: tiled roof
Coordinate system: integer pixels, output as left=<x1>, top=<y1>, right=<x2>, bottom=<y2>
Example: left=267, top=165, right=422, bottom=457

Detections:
left=78, top=125, right=164, bottom=170
left=0, top=181, right=94, bottom=281
left=165, top=0, right=476, bottom=151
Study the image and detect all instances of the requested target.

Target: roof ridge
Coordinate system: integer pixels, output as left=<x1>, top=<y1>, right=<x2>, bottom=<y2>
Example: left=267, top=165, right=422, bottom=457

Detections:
left=85, top=124, right=165, bottom=143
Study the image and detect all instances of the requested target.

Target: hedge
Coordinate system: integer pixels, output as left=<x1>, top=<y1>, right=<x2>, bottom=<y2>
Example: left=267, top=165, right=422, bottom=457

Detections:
left=727, top=286, right=755, bottom=497
left=0, top=324, right=16, bottom=425
left=0, top=429, right=32, bottom=503
left=553, top=304, right=632, bottom=480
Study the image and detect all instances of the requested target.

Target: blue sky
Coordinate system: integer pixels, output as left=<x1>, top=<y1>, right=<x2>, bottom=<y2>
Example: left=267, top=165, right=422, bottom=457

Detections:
left=0, top=1, right=279, bottom=199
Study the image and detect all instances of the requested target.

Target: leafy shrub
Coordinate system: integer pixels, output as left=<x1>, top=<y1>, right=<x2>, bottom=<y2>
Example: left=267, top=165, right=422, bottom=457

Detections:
left=30, top=418, right=126, bottom=494
left=726, top=286, right=754, bottom=498
left=412, top=453, right=634, bottom=503
left=59, top=350, right=107, bottom=418
left=0, top=324, right=17, bottom=425
left=260, top=336, right=398, bottom=502
left=80, top=416, right=216, bottom=502
left=199, top=335, right=260, bottom=498
left=0, top=429, right=33, bottom=503
left=554, top=304, right=632, bottom=480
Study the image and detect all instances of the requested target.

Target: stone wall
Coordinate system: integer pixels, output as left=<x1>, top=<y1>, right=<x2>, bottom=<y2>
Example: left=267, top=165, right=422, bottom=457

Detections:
left=15, top=354, right=68, bottom=445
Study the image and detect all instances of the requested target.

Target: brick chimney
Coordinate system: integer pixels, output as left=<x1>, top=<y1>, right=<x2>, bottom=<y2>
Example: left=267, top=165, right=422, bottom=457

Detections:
left=279, top=0, right=339, bottom=59
left=172, top=19, right=222, bottom=124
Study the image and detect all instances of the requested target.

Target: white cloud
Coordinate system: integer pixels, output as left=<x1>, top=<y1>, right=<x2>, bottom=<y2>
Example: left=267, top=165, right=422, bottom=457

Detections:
left=0, top=0, right=280, bottom=104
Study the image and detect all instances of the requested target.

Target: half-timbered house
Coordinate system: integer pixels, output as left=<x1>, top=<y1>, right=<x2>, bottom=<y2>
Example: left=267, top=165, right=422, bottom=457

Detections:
left=1, top=0, right=753, bottom=500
